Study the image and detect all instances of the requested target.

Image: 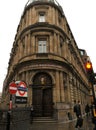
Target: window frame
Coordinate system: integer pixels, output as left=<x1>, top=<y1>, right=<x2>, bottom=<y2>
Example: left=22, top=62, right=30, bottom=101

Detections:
left=39, top=12, right=46, bottom=22
left=38, top=38, right=47, bottom=53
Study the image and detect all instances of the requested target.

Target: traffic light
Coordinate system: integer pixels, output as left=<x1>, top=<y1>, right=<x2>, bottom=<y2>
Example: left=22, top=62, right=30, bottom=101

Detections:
left=85, top=61, right=94, bottom=82
left=85, top=61, right=92, bottom=71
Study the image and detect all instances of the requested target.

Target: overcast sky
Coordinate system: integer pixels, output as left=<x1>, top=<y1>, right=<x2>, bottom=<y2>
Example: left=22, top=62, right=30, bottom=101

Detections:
left=0, top=0, right=96, bottom=92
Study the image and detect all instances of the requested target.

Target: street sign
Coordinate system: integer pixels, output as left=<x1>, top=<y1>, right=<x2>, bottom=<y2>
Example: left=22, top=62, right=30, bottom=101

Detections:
left=15, top=96, right=27, bottom=104
left=15, top=81, right=27, bottom=104
left=17, top=81, right=27, bottom=96
left=9, top=82, right=17, bottom=94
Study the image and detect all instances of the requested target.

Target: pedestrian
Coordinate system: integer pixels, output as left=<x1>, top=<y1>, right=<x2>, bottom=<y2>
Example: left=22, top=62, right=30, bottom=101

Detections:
left=85, top=103, right=90, bottom=117
left=76, top=100, right=81, bottom=117
left=75, top=115, right=83, bottom=128
left=73, top=100, right=81, bottom=117
left=73, top=100, right=82, bottom=128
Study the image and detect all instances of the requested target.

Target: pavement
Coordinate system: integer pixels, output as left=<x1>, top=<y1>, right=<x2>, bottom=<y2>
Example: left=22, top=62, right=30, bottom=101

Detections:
left=30, top=116, right=95, bottom=130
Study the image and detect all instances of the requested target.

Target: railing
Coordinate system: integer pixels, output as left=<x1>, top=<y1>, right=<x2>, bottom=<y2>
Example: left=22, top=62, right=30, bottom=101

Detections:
left=0, top=107, right=31, bottom=130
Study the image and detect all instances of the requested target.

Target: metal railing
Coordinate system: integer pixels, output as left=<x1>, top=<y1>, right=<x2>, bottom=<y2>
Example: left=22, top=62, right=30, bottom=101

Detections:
left=0, top=107, right=31, bottom=130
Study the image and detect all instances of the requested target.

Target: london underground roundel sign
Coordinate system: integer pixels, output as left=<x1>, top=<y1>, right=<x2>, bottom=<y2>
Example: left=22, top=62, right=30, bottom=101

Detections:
left=9, top=82, right=17, bottom=94
left=17, top=81, right=27, bottom=96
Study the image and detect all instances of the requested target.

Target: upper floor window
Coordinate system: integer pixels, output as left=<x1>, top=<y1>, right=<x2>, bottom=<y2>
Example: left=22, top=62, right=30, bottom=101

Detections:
left=38, top=39, right=47, bottom=53
left=60, top=36, right=64, bottom=47
left=39, top=13, right=45, bottom=22
left=58, top=13, right=62, bottom=25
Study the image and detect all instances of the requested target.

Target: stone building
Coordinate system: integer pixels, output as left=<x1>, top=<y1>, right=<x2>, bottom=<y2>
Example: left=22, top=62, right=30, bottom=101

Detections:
left=2, top=0, right=91, bottom=121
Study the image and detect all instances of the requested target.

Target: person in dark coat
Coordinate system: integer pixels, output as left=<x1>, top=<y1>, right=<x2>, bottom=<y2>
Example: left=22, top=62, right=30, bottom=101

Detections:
left=74, top=100, right=81, bottom=118
left=73, top=100, right=82, bottom=128
left=75, top=115, right=83, bottom=128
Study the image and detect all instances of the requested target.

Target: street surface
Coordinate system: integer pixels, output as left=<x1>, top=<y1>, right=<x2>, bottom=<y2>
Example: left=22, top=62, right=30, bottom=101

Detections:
left=30, top=116, right=95, bottom=130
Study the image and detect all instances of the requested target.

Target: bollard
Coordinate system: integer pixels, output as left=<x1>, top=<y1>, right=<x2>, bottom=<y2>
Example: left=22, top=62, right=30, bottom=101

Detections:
left=6, top=110, right=11, bottom=130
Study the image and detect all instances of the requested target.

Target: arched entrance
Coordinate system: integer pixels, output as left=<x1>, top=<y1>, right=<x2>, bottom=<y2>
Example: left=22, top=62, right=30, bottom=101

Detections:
left=32, top=72, right=53, bottom=117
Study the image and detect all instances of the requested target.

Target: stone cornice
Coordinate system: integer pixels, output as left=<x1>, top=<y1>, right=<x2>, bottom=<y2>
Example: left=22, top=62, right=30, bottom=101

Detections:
left=23, top=1, right=64, bottom=17
left=19, top=22, right=68, bottom=40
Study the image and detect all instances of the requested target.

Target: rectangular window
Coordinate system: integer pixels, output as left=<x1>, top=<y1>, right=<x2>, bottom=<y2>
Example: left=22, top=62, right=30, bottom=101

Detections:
left=39, top=13, right=45, bottom=22
left=38, top=39, right=47, bottom=53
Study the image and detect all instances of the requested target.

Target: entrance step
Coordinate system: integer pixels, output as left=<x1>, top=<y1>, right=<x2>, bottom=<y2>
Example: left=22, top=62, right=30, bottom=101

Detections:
left=33, top=117, right=57, bottom=123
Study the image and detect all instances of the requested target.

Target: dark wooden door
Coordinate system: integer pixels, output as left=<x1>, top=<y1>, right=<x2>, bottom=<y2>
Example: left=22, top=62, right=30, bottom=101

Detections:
left=43, top=88, right=53, bottom=116
left=32, top=72, right=53, bottom=117
left=33, top=88, right=42, bottom=117
left=33, top=87, right=53, bottom=117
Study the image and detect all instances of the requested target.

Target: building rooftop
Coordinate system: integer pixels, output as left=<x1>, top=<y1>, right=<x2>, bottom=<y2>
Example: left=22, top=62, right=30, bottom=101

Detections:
left=25, top=0, right=64, bottom=14
left=26, top=0, right=60, bottom=6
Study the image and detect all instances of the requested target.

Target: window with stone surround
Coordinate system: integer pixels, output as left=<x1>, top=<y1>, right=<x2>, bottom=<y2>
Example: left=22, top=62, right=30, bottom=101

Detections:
left=39, top=12, right=45, bottom=22
left=22, top=37, right=25, bottom=54
left=38, top=38, right=47, bottom=53
left=60, top=36, right=64, bottom=56
left=58, top=12, right=62, bottom=25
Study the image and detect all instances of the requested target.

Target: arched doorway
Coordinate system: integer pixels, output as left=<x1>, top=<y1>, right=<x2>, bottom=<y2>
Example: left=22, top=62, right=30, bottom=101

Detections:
left=32, top=72, right=53, bottom=117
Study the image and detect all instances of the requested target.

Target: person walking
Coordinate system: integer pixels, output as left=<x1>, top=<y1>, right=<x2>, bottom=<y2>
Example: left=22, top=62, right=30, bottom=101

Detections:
left=74, top=100, right=81, bottom=117
left=73, top=100, right=83, bottom=128
left=76, top=100, right=81, bottom=118
left=75, top=115, right=83, bottom=129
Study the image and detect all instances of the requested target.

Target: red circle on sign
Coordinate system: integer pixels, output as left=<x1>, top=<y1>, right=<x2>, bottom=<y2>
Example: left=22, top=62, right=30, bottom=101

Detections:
left=17, top=81, right=27, bottom=96
left=9, top=82, right=17, bottom=94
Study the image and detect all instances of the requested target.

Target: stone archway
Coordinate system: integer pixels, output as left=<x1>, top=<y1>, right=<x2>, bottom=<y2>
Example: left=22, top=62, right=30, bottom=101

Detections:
left=32, top=72, right=53, bottom=117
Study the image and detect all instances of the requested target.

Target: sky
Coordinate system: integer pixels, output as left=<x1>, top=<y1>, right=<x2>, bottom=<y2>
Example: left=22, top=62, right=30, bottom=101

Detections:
left=0, top=0, right=96, bottom=92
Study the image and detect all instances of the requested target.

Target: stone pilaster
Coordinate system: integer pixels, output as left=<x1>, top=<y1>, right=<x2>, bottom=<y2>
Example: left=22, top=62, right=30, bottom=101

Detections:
left=60, top=71, right=65, bottom=102
left=56, top=71, right=60, bottom=102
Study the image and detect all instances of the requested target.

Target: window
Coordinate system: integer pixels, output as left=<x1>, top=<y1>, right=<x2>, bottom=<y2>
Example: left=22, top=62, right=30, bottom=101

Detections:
left=58, top=13, right=62, bottom=25
left=39, top=13, right=45, bottom=22
left=38, top=39, right=47, bottom=53
left=60, top=37, right=64, bottom=47
left=80, top=50, right=84, bottom=56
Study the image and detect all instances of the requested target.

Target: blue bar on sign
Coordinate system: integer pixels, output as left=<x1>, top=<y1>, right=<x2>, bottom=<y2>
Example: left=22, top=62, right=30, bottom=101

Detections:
left=18, top=87, right=27, bottom=91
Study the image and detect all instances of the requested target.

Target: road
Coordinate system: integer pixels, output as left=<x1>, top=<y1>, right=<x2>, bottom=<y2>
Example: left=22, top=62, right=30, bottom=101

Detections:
left=30, top=116, right=95, bottom=130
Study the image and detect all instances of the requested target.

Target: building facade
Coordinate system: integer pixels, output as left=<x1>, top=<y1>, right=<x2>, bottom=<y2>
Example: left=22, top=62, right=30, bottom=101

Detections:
left=2, top=0, right=91, bottom=121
